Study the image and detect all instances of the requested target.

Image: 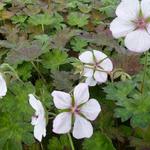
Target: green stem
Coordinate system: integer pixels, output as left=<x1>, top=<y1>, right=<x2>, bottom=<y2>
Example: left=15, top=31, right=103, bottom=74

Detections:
left=31, top=61, right=46, bottom=83
left=0, top=63, right=23, bottom=83
left=40, top=142, right=44, bottom=150
left=67, top=133, right=75, bottom=150
left=48, top=112, right=57, bottom=116
left=41, top=24, right=44, bottom=33
left=141, top=51, right=148, bottom=93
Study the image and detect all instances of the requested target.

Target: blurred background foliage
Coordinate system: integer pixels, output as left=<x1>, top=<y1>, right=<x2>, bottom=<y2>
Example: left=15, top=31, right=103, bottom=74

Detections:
left=0, top=0, right=150, bottom=150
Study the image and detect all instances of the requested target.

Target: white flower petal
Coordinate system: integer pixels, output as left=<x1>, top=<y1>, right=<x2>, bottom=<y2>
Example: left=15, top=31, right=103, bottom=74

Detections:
left=99, top=58, right=113, bottom=72
left=110, top=17, right=136, bottom=38
left=79, top=51, right=94, bottom=64
left=73, top=114, right=93, bottom=139
left=31, top=116, right=38, bottom=125
left=51, top=91, right=72, bottom=109
left=93, top=50, right=107, bottom=63
left=141, top=0, right=150, bottom=18
left=125, top=29, right=150, bottom=52
left=116, top=0, right=140, bottom=20
left=0, top=74, right=7, bottom=98
left=29, top=95, right=45, bottom=122
left=147, top=23, right=150, bottom=34
left=29, top=94, right=46, bottom=142
left=94, top=71, right=108, bottom=83
left=53, top=112, right=72, bottom=134
left=85, top=77, right=97, bottom=87
left=74, top=83, right=89, bottom=105
left=83, top=67, right=94, bottom=77
left=80, top=99, right=101, bottom=121
left=29, top=94, right=40, bottom=111
left=34, top=121, right=46, bottom=142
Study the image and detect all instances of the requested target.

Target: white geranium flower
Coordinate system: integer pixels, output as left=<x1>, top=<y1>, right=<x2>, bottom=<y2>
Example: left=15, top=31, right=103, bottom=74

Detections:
left=79, top=50, right=113, bottom=86
left=29, top=94, right=46, bottom=142
left=0, top=73, right=7, bottom=98
left=51, top=83, right=101, bottom=139
left=110, top=0, right=150, bottom=53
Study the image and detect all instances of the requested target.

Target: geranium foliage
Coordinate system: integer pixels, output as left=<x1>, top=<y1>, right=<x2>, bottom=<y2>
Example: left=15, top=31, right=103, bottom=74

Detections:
left=0, top=0, right=150, bottom=150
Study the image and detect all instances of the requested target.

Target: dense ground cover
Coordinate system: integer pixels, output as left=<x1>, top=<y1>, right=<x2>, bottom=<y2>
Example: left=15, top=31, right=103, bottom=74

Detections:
left=0, top=0, right=150, bottom=150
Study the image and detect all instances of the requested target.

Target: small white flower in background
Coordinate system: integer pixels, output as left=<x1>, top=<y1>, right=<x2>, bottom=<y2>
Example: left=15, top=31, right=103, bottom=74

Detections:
left=0, top=73, right=7, bottom=98
left=51, top=83, right=101, bottom=139
left=29, top=94, right=46, bottom=142
left=79, top=50, right=113, bottom=86
left=110, top=0, right=150, bottom=53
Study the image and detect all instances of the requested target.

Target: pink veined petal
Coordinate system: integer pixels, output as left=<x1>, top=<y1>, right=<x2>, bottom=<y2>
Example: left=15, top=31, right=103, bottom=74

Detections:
left=116, top=0, right=140, bottom=21
left=80, top=99, right=101, bottom=121
left=110, top=17, right=136, bottom=38
left=53, top=112, right=72, bottom=134
left=73, top=83, right=89, bottom=106
left=125, top=29, right=150, bottom=52
left=99, top=58, right=113, bottom=72
left=93, top=50, right=107, bottom=63
left=141, top=0, right=150, bottom=18
left=79, top=51, right=94, bottom=64
left=72, top=114, right=93, bottom=139
left=94, top=71, right=108, bottom=83
left=0, top=74, right=7, bottom=97
left=85, top=77, right=97, bottom=87
left=51, top=91, right=72, bottom=109
left=83, top=67, right=94, bottom=77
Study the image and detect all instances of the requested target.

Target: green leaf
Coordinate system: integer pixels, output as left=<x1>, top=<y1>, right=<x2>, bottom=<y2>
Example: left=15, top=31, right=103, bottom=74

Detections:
left=0, top=81, right=35, bottom=149
left=67, top=12, right=89, bottom=27
left=104, top=81, right=136, bottom=102
left=70, top=36, right=88, bottom=52
left=99, top=0, right=119, bottom=17
left=83, top=132, right=116, bottom=150
left=131, top=113, right=150, bottom=128
left=47, top=135, right=70, bottom=150
left=11, top=15, right=27, bottom=24
left=0, top=2, right=6, bottom=11
left=28, top=13, right=53, bottom=26
left=104, top=76, right=150, bottom=128
left=17, top=62, right=33, bottom=81
left=41, top=50, right=68, bottom=70
left=3, top=140, right=22, bottom=150
left=114, top=108, right=132, bottom=122
left=35, top=80, right=52, bottom=108
left=34, top=34, right=49, bottom=44
left=78, top=3, right=92, bottom=13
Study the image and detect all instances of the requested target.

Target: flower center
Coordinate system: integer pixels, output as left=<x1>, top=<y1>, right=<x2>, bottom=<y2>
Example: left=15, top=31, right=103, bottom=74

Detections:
left=71, top=106, right=79, bottom=114
left=94, top=62, right=99, bottom=68
left=136, top=18, right=147, bottom=29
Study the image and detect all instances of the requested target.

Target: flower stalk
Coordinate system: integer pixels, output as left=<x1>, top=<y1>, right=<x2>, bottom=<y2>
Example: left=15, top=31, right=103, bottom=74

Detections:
left=141, top=51, right=148, bottom=93
left=68, top=133, right=75, bottom=150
